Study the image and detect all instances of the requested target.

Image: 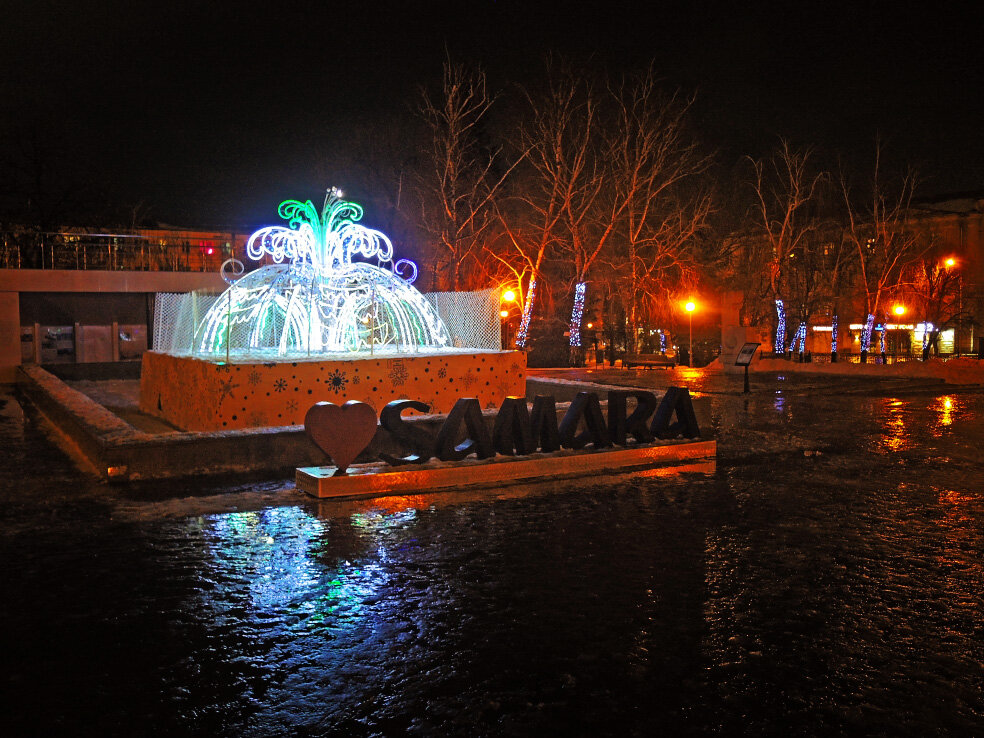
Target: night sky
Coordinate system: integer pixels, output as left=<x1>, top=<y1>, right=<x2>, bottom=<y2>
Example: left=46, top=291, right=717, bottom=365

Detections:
left=3, top=1, right=983, bottom=228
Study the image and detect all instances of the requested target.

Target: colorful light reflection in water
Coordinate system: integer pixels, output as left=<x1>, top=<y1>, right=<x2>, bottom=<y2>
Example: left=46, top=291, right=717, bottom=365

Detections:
left=202, top=507, right=327, bottom=612
left=198, top=504, right=420, bottom=628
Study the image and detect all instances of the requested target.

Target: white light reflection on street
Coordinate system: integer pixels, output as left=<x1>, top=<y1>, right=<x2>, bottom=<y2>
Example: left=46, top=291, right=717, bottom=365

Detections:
left=203, top=507, right=325, bottom=612
left=197, top=504, right=420, bottom=629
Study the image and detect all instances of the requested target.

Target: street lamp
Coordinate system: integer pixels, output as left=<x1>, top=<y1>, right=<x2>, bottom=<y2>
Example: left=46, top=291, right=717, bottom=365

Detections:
left=892, top=304, right=906, bottom=363
left=944, top=257, right=961, bottom=355
left=500, top=288, right=517, bottom=347
left=685, top=300, right=696, bottom=367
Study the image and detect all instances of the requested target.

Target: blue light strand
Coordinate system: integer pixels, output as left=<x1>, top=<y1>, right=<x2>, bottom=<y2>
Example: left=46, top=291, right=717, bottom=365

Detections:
left=861, top=313, right=875, bottom=352
left=793, top=322, right=806, bottom=353
left=922, top=323, right=931, bottom=350
left=659, top=329, right=666, bottom=352
left=774, top=299, right=786, bottom=354
left=830, top=314, right=838, bottom=353
left=569, top=282, right=587, bottom=347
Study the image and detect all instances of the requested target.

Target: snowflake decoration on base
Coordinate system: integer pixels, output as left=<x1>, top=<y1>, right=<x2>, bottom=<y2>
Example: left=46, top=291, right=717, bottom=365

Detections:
left=327, top=369, right=348, bottom=392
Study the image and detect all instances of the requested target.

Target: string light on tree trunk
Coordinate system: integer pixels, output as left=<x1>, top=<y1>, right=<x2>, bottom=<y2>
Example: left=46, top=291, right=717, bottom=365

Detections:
left=861, top=313, right=875, bottom=353
left=775, top=300, right=786, bottom=354
left=515, top=279, right=536, bottom=348
left=792, top=322, right=806, bottom=353
left=569, top=282, right=587, bottom=347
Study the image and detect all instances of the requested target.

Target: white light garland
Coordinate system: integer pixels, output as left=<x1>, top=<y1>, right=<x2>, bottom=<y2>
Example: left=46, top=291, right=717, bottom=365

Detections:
left=791, top=321, right=806, bottom=354
left=775, top=299, right=786, bottom=354
left=861, top=313, right=875, bottom=352
left=193, top=192, right=450, bottom=358
left=515, top=278, right=536, bottom=348
left=569, top=282, right=587, bottom=347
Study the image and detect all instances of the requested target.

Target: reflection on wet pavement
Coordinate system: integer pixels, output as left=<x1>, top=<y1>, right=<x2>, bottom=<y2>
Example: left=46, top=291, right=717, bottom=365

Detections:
left=1, top=374, right=983, bottom=736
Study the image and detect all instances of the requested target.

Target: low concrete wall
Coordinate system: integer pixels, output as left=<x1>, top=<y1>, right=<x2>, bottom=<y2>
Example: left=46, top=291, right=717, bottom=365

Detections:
left=0, top=292, right=19, bottom=384
left=19, top=364, right=320, bottom=479
left=18, top=365, right=523, bottom=481
left=19, top=366, right=710, bottom=482
left=1, top=268, right=227, bottom=384
left=140, top=349, right=527, bottom=431
left=0, top=269, right=225, bottom=294
left=42, top=361, right=143, bottom=382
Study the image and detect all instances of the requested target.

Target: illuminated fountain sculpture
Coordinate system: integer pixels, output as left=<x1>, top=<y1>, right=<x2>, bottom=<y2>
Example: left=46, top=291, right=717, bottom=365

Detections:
left=196, top=190, right=450, bottom=357
left=140, top=190, right=526, bottom=432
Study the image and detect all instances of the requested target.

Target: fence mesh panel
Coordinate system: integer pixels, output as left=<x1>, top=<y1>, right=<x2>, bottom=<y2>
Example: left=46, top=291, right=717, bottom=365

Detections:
left=153, top=287, right=501, bottom=356
left=425, top=288, right=501, bottom=350
left=153, top=291, right=221, bottom=354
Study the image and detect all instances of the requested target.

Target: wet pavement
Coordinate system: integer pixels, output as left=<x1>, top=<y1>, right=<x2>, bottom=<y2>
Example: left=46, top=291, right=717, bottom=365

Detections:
left=1, top=370, right=983, bottom=736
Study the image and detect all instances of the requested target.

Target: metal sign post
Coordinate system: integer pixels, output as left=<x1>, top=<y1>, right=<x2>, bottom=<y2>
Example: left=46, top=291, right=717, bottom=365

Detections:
left=735, top=342, right=761, bottom=394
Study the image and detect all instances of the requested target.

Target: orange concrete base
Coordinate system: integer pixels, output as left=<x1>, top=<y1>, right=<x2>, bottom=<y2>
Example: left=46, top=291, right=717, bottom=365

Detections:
left=296, top=440, right=716, bottom=499
left=140, top=349, right=527, bottom=431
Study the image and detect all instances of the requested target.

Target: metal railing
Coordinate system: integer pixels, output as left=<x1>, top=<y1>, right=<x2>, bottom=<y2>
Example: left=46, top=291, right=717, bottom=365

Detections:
left=1, top=231, right=244, bottom=272
left=762, top=350, right=977, bottom=364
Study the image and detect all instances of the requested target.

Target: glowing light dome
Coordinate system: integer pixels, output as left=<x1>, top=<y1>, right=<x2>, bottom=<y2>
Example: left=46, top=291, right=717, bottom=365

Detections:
left=194, top=192, right=450, bottom=357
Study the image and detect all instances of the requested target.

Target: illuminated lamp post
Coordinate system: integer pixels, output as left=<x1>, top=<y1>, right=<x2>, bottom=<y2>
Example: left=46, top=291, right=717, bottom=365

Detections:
left=585, top=322, right=597, bottom=363
left=892, top=304, right=906, bottom=364
left=500, top=288, right=517, bottom=348
left=685, top=300, right=696, bottom=367
left=945, top=257, right=961, bottom=355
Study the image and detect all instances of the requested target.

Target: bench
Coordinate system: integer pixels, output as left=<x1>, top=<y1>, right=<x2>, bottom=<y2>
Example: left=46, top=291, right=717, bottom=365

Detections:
left=623, top=353, right=676, bottom=369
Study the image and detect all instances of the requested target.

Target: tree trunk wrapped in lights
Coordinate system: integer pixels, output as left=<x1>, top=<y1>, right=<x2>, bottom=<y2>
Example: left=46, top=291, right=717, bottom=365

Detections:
left=568, top=282, right=587, bottom=365
left=859, top=313, right=875, bottom=362
left=774, top=299, right=787, bottom=355
left=514, top=278, right=537, bottom=349
left=842, top=143, right=920, bottom=365
left=514, top=61, right=709, bottom=367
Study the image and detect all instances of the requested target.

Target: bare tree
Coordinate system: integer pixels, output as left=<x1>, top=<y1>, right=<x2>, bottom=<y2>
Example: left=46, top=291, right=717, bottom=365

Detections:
left=414, top=55, right=523, bottom=291
left=510, top=60, right=605, bottom=363
left=900, top=247, right=960, bottom=358
left=747, top=141, right=828, bottom=354
left=816, top=229, right=855, bottom=361
left=506, top=61, right=713, bottom=365
left=495, top=60, right=591, bottom=352
left=841, top=143, right=922, bottom=361
left=606, top=69, right=713, bottom=351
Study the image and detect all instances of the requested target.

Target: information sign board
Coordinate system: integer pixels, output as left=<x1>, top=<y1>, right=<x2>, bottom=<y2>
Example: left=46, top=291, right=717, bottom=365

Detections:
left=735, top=342, right=761, bottom=367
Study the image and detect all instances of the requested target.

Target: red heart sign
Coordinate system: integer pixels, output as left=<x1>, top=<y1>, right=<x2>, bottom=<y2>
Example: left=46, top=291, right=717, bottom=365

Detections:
left=304, top=401, right=378, bottom=476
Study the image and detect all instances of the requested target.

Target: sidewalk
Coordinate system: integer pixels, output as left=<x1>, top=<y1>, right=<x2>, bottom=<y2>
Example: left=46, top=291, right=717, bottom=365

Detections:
left=528, top=356, right=984, bottom=395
